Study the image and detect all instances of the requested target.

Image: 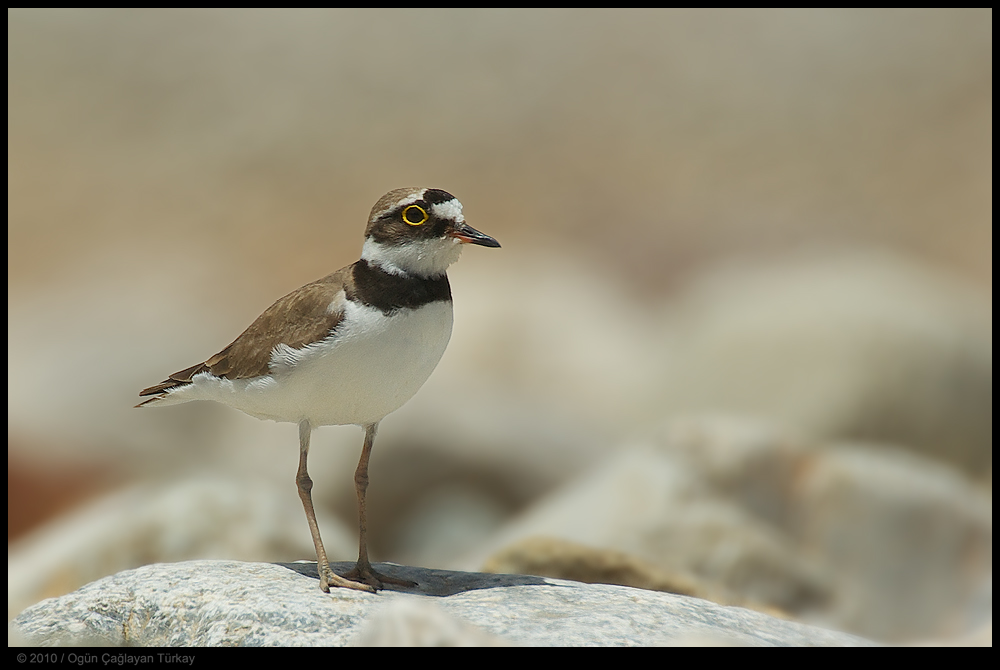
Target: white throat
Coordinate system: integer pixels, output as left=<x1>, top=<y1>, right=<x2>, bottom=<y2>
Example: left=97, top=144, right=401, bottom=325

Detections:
left=361, top=237, right=464, bottom=278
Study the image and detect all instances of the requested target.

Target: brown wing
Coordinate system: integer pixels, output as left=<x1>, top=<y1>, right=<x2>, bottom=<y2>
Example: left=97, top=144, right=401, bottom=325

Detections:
left=138, top=267, right=352, bottom=402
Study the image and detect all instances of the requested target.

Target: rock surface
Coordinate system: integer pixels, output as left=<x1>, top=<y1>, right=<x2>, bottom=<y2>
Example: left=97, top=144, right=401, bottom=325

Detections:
left=11, top=561, right=873, bottom=647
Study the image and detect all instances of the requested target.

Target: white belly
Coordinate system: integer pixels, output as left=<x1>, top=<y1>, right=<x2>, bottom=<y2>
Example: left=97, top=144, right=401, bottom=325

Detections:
left=171, top=301, right=454, bottom=426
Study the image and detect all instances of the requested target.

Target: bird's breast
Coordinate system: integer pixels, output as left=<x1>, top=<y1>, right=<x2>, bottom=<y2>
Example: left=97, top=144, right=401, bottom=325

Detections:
left=260, top=299, right=455, bottom=426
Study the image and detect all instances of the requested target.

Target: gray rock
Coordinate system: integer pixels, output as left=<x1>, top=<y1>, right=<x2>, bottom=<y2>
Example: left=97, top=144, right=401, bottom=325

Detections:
left=462, top=417, right=992, bottom=641
left=460, top=444, right=835, bottom=617
left=6, top=476, right=355, bottom=621
left=653, top=417, right=993, bottom=640
left=659, top=253, right=992, bottom=477
left=10, top=561, right=873, bottom=647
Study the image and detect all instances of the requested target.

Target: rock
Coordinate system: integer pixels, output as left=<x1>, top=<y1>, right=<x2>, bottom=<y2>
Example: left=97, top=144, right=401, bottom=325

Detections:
left=10, top=561, right=874, bottom=647
left=463, top=417, right=992, bottom=641
left=791, top=441, right=993, bottom=640
left=654, top=417, right=993, bottom=641
left=6, top=476, right=354, bottom=621
left=660, top=252, right=992, bottom=477
left=462, top=443, right=834, bottom=618
left=482, top=536, right=746, bottom=610
left=349, top=598, right=510, bottom=646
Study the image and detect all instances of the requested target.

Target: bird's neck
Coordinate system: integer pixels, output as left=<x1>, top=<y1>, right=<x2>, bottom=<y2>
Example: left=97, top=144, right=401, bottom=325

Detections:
left=360, top=237, right=463, bottom=279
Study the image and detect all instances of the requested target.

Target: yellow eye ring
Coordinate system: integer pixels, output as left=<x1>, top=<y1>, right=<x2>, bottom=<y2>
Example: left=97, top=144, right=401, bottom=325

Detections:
left=402, top=204, right=428, bottom=226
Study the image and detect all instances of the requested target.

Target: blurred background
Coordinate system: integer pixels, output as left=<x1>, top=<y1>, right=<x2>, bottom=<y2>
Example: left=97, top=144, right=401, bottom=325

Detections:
left=8, top=9, right=991, bottom=643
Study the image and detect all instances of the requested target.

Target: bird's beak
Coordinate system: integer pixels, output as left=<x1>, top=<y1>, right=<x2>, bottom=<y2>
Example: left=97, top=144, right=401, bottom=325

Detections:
left=449, top=222, right=501, bottom=248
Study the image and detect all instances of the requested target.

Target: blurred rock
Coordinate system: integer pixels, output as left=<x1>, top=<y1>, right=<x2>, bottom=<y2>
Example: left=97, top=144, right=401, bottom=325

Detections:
left=484, top=536, right=716, bottom=603
left=913, top=622, right=992, bottom=647
left=463, top=416, right=992, bottom=642
left=10, top=560, right=874, bottom=646
left=356, top=387, right=614, bottom=565
left=7, top=475, right=354, bottom=621
left=654, top=417, right=992, bottom=640
left=794, top=442, right=992, bottom=640
left=460, top=442, right=834, bottom=616
left=660, top=252, right=992, bottom=478
left=437, top=251, right=666, bottom=429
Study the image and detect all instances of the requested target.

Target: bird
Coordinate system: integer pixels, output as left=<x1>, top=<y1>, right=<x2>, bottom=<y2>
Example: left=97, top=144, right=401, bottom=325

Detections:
left=137, top=187, right=500, bottom=593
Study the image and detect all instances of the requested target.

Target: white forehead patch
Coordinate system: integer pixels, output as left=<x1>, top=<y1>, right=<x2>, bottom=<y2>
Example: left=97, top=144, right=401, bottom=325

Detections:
left=399, top=192, right=424, bottom=207
left=430, top=198, right=464, bottom=223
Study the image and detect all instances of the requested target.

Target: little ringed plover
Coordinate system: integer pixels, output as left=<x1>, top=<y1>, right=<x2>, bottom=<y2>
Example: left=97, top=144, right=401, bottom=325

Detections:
left=137, top=187, right=500, bottom=593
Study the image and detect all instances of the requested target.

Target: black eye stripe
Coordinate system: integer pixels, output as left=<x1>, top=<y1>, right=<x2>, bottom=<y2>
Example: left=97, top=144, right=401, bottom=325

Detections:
left=382, top=201, right=428, bottom=222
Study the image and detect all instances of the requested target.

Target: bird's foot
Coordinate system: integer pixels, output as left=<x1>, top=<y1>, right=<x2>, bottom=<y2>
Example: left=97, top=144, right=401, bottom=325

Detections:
left=317, top=564, right=377, bottom=594
left=343, top=561, right=417, bottom=591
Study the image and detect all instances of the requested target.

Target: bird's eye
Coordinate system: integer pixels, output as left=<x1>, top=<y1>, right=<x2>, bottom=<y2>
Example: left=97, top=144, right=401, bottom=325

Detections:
left=402, top=205, right=428, bottom=226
